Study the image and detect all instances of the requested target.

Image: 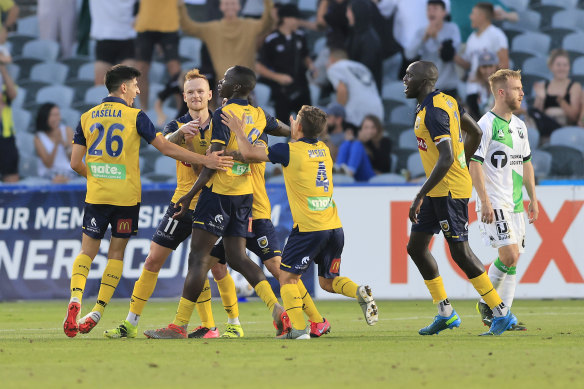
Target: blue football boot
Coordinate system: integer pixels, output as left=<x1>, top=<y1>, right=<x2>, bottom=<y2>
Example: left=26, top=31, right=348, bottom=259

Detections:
left=419, top=310, right=461, bottom=335
left=480, top=310, right=518, bottom=336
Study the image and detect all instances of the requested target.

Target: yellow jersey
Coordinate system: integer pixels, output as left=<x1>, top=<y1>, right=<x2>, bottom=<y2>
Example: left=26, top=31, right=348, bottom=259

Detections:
left=73, top=96, right=158, bottom=206
left=414, top=91, right=472, bottom=198
left=208, top=99, right=278, bottom=196
left=267, top=138, right=342, bottom=232
left=250, top=132, right=271, bottom=220
left=163, top=111, right=212, bottom=210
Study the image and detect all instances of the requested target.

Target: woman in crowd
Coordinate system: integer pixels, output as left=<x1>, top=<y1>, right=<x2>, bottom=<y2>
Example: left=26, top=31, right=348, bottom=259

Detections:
left=34, top=103, right=75, bottom=183
left=465, top=50, right=498, bottom=121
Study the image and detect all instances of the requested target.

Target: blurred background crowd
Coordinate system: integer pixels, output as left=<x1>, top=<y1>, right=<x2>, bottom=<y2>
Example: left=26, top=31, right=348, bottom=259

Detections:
left=1, top=0, right=584, bottom=186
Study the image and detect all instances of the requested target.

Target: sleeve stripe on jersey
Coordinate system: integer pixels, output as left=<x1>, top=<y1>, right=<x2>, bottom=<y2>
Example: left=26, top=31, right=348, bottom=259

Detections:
left=434, top=135, right=451, bottom=144
left=470, top=156, right=484, bottom=164
left=211, top=139, right=226, bottom=145
left=523, top=153, right=531, bottom=162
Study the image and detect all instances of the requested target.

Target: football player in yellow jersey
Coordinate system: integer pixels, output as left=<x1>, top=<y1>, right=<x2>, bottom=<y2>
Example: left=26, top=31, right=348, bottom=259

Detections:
left=403, top=61, right=517, bottom=336
left=221, top=105, right=378, bottom=339
left=63, top=65, right=233, bottom=338
left=144, top=66, right=292, bottom=339
left=102, top=69, right=241, bottom=339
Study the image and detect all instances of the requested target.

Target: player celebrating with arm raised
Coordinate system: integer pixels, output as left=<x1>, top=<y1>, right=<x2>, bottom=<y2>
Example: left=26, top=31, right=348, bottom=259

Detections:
left=221, top=105, right=378, bottom=339
left=63, top=65, right=233, bottom=338
left=403, top=61, right=516, bottom=336
left=469, top=69, right=538, bottom=330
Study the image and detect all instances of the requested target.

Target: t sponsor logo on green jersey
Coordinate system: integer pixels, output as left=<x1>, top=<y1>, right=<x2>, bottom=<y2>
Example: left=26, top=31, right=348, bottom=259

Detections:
left=307, top=196, right=334, bottom=211
left=88, top=162, right=126, bottom=180
left=231, top=161, right=251, bottom=175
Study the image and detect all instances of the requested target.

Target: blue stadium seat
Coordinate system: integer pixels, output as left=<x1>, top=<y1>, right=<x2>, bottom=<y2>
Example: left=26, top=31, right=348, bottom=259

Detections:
left=368, top=173, right=407, bottom=184
left=572, top=56, right=584, bottom=76
left=390, top=105, right=415, bottom=127
left=500, top=0, right=529, bottom=11
left=28, top=62, right=69, bottom=85
left=406, top=152, right=425, bottom=179
left=544, top=145, right=584, bottom=177
left=19, top=39, right=60, bottom=61
left=7, top=34, right=35, bottom=57
left=562, top=32, right=584, bottom=57
left=60, top=107, right=81, bottom=128
left=12, top=108, right=32, bottom=133
left=550, top=9, right=584, bottom=30
left=83, top=85, right=108, bottom=105
left=16, top=15, right=39, bottom=37
left=528, top=127, right=540, bottom=151
left=502, top=9, right=540, bottom=32
left=522, top=57, right=552, bottom=79
left=6, top=63, right=19, bottom=81
left=15, top=132, right=35, bottom=156
left=398, top=129, right=418, bottom=151
left=11, top=88, right=26, bottom=108
left=511, top=32, right=551, bottom=56
left=148, top=61, right=167, bottom=84
left=254, top=83, right=271, bottom=107
left=77, top=62, right=95, bottom=81
left=530, top=149, right=552, bottom=179
left=178, top=37, right=202, bottom=65
left=549, top=126, right=584, bottom=154
left=35, top=85, right=74, bottom=109
left=298, top=0, right=319, bottom=12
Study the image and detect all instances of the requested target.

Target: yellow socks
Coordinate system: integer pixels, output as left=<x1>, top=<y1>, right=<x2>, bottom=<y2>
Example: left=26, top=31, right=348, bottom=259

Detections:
left=216, top=273, right=239, bottom=320
left=424, top=276, right=448, bottom=304
left=173, top=297, right=196, bottom=326
left=70, top=254, right=92, bottom=302
left=129, top=268, right=159, bottom=316
left=92, top=259, right=123, bottom=314
left=332, top=276, right=359, bottom=299
left=254, top=280, right=278, bottom=312
left=280, top=284, right=305, bottom=330
left=297, top=279, right=323, bottom=323
left=195, top=278, right=215, bottom=329
left=470, top=272, right=503, bottom=309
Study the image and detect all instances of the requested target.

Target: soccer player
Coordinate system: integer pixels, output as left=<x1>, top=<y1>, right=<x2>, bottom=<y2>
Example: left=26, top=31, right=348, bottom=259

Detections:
left=469, top=69, right=538, bottom=330
left=103, top=69, right=241, bottom=339
left=143, top=66, right=290, bottom=339
left=403, top=60, right=516, bottom=336
left=63, top=65, right=233, bottom=338
left=221, top=105, right=379, bottom=339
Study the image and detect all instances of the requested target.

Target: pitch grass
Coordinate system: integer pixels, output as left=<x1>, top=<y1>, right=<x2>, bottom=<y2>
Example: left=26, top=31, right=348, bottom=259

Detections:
left=1, top=299, right=583, bottom=389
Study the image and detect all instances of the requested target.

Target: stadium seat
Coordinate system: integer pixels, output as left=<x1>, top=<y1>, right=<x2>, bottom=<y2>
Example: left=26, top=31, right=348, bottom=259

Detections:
left=528, top=127, right=540, bottom=150
left=502, top=9, right=540, bottom=32
left=542, top=27, right=577, bottom=51
left=368, top=173, right=407, bottom=184
left=389, top=105, right=415, bottom=127
left=500, top=0, right=529, bottom=11
left=12, top=108, right=32, bottom=133
left=572, top=56, right=584, bottom=76
left=550, top=9, right=584, bottom=30
left=530, top=149, right=552, bottom=179
left=406, top=152, right=425, bottom=179
left=27, top=62, right=69, bottom=85
left=149, top=61, right=167, bottom=84
left=16, top=15, right=39, bottom=37
left=76, top=62, right=95, bottom=81
left=15, top=132, right=35, bottom=157
left=83, top=85, right=108, bottom=105
left=268, top=134, right=287, bottom=147
left=398, top=129, right=418, bottom=150
left=549, top=126, right=584, bottom=154
left=60, top=107, right=81, bottom=128
left=19, top=39, right=60, bottom=62
left=511, top=32, right=551, bottom=57
left=522, top=57, right=552, bottom=80
left=148, top=83, right=165, bottom=109
left=11, top=88, right=26, bottom=109
left=298, top=0, right=319, bottom=12
left=153, top=155, right=176, bottom=175
left=6, top=63, right=19, bottom=81
left=312, top=37, right=327, bottom=57
left=393, top=148, right=416, bottom=173
left=332, top=173, right=355, bottom=184
left=61, top=56, right=92, bottom=79
left=178, top=37, right=202, bottom=65
left=382, top=81, right=409, bottom=103
left=519, top=73, right=546, bottom=97
left=241, top=0, right=265, bottom=16
left=563, top=32, right=584, bottom=58
left=255, top=83, right=271, bottom=107
left=35, top=85, right=75, bottom=109
left=544, top=145, right=584, bottom=177
left=7, top=34, right=35, bottom=57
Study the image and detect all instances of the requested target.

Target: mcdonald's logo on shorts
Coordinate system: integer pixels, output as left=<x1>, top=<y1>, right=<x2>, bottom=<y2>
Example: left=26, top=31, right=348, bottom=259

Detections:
left=329, top=258, right=341, bottom=274
left=117, top=219, right=132, bottom=233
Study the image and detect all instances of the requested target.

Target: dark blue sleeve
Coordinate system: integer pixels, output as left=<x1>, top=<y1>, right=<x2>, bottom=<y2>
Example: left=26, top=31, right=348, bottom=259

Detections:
left=136, top=111, right=158, bottom=143
left=163, top=120, right=178, bottom=136
left=255, top=131, right=268, bottom=147
left=263, top=111, right=279, bottom=134
left=72, top=121, right=86, bottom=146
left=210, top=108, right=230, bottom=145
left=267, top=143, right=290, bottom=167
left=425, top=106, right=451, bottom=141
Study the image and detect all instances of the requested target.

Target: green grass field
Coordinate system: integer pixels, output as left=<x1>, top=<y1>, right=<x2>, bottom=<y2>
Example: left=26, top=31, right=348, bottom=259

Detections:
left=1, top=299, right=583, bottom=388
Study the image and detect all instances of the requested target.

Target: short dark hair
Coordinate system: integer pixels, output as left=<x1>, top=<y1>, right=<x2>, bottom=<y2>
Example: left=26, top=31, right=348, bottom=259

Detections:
left=299, top=105, right=327, bottom=138
left=230, top=65, right=256, bottom=95
left=475, top=2, right=494, bottom=20
left=105, top=65, right=141, bottom=93
left=35, top=102, right=58, bottom=134
left=427, top=0, right=446, bottom=10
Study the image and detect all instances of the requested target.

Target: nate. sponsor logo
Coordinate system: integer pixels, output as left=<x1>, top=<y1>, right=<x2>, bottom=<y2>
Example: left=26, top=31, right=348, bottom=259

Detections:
left=88, top=162, right=126, bottom=180
left=307, top=196, right=333, bottom=211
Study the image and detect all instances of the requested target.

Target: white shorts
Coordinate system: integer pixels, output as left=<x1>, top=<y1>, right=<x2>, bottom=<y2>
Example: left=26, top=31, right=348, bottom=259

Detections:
left=479, top=209, right=526, bottom=253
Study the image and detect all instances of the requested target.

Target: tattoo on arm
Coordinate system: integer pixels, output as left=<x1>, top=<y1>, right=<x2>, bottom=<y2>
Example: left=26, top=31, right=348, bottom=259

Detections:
left=166, top=130, right=184, bottom=145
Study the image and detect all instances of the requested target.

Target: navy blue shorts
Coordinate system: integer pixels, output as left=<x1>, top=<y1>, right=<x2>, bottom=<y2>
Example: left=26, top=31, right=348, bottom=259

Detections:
left=211, top=218, right=282, bottom=264
left=281, top=227, right=344, bottom=278
left=192, top=186, right=253, bottom=238
left=151, top=203, right=194, bottom=250
left=82, top=202, right=140, bottom=239
left=411, top=195, right=469, bottom=242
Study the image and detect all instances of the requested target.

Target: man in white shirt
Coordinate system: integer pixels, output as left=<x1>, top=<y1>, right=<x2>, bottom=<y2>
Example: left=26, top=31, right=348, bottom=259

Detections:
left=326, top=48, right=384, bottom=127
left=469, top=69, right=538, bottom=331
left=455, top=2, right=508, bottom=77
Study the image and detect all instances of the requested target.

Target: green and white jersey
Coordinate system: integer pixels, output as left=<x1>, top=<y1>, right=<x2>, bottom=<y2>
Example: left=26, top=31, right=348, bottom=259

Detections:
left=471, top=111, right=531, bottom=213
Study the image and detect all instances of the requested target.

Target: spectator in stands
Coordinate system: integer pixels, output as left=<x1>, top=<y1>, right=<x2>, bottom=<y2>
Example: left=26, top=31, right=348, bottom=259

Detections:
left=335, top=114, right=387, bottom=181
left=0, top=0, right=18, bottom=46
left=465, top=51, right=498, bottom=121
left=323, top=102, right=353, bottom=161
left=89, top=0, right=137, bottom=85
left=256, top=4, right=313, bottom=122
left=0, top=53, right=18, bottom=182
left=177, top=0, right=274, bottom=91
left=406, top=0, right=461, bottom=98
left=454, top=2, right=508, bottom=78
left=134, top=0, right=182, bottom=110
left=153, top=70, right=188, bottom=128
left=532, top=49, right=582, bottom=141
left=317, top=0, right=350, bottom=49
left=361, top=114, right=392, bottom=174
left=327, top=48, right=384, bottom=128
left=345, top=0, right=383, bottom=91
left=450, top=0, right=517, bottom=42
left=33, top=103, right=75, bottom=183
left=38, top=0, right=77, bottom=58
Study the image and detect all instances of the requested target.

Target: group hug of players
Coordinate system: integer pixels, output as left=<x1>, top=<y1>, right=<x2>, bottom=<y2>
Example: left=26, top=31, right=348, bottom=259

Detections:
left=62, top=58, right=535, bottom=339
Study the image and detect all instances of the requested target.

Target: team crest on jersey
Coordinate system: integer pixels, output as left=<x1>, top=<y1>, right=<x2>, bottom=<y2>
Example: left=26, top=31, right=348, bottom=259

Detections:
left=414, top=116, right=421, bottom=129
left=439, top=220, right=450, bottom=232
left=257, top=236, right=268, bottom=249
left=517, top=128, right=524, bottom=139
left=417, top=136, right=428, bottom=151
left=497, top=129, right=505, bottom=139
